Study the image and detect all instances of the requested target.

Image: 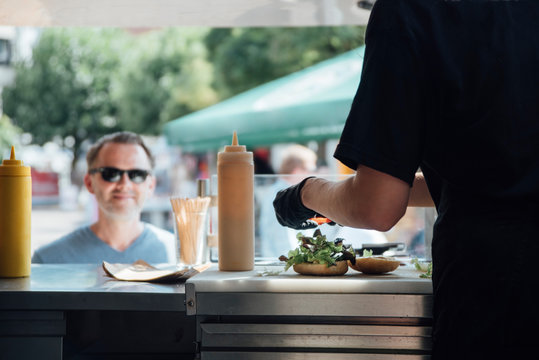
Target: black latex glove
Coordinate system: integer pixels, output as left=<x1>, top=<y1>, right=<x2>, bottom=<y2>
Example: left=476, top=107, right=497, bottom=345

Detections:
left=273, top=177, right=321, bottom=230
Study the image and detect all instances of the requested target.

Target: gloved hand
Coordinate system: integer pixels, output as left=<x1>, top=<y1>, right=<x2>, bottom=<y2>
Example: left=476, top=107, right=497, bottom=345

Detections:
left=273, top=177, right=333, bottom=230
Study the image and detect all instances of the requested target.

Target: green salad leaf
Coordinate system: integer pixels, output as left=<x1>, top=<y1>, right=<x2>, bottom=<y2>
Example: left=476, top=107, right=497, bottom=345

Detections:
left=362, top=249, right=373, bottom=257
left=411, top=258, right=432, bottom=279
left=279, top=229, right=355, bottom=271
left=419, top=263, right=433, bottom=279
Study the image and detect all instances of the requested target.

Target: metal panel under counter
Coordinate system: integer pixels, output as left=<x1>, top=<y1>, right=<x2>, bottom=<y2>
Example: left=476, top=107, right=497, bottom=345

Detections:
left=0, top=264, right=196, bottom=360
left=186, top=264, right=433, bottom=359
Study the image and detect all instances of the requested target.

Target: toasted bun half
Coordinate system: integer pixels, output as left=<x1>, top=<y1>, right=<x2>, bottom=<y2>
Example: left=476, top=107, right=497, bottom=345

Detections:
left=293, top=260, right=348, bottom=276
left=348, top=256, right=400, bottom=274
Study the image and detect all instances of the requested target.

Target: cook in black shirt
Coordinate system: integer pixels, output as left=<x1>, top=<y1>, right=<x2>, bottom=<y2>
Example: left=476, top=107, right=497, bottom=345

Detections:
left=273, top=0, right=539, bottom=358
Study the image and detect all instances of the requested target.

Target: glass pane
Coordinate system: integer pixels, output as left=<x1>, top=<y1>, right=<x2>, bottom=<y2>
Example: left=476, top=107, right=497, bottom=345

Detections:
left=209, top=174, right=428, bottom=263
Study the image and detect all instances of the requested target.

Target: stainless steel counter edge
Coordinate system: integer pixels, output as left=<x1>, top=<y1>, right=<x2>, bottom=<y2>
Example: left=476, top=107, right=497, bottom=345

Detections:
left=189, top=291, right=433, bottom=318
left=186, top=265, right=432, bottom=294
left=0, top=264, right=187, bottom=312
left=185, top=265, right=433, bottom=317
left=0, top=291, right=186, bottom=311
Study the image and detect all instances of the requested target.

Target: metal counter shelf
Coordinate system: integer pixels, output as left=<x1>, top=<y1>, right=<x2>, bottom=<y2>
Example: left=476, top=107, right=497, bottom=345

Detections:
left=0, top=263, right=186, bottom=311
left=186, top=264, right=433, bottom=360
left=0, top=264, right=194, bottom=360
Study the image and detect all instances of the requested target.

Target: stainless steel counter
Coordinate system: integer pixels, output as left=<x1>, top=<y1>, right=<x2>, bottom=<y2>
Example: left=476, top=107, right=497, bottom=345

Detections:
left=186, top=264, right=433, bottom=359
left=0, top=264, right=194, bottom=360
left=186, top=264, right=432, bottom=316
left=1, top=263, right=433, bottom=359
left=0, top=264, right=186, bottom=311
left=187, top=263, right=431, bottom=293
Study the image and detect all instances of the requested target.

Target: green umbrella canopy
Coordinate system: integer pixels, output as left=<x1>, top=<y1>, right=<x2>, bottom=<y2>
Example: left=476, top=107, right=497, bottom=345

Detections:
left=164, top=46, right=365, bottom=152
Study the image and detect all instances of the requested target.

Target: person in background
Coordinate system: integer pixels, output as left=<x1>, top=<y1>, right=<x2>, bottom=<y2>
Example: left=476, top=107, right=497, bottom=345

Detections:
left=277, top=144, right=318, bottom=178
left=273, top=0, right=539, bottom=358
left=32, top=131, right=174, bottom=264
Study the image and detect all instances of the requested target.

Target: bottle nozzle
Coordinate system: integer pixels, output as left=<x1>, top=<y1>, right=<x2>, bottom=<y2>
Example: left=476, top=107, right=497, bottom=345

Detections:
left=222, top=131, right=247, bottom=153
left=1, top=145, right=26, bottom=169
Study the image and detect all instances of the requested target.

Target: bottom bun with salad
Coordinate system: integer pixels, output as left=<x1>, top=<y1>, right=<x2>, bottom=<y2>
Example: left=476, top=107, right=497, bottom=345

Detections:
left=279, top=229, right=403, bottom=276
left=279, top=229, right=355, bottom=276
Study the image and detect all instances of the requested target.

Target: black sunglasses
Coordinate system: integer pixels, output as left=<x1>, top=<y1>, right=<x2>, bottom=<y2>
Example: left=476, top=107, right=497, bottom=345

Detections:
left=89, top=167, right=151, bottom=184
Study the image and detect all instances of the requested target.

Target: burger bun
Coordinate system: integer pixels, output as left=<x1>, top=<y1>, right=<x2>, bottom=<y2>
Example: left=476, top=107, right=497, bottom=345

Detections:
left=348, top=256, right=400, bottom=274
left=293, top=260, right=348, bottom=276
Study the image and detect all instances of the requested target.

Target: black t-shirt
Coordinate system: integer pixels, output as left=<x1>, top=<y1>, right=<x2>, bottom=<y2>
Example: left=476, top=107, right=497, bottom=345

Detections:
left=334, top=0, right=539, bottom=357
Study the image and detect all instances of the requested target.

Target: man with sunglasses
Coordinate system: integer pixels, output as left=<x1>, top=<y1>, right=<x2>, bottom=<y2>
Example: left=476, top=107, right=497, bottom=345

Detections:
left=32, top=131, right=173, bottom=264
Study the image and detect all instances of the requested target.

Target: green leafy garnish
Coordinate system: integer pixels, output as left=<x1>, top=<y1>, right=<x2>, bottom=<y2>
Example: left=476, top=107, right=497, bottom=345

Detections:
left=411, top=258, right=432, bottom=279
left=362, top=249, right=373, bottom=257
left=279, top=229, right=355, bottom=271
left=420, top=263, right=432, bottom=279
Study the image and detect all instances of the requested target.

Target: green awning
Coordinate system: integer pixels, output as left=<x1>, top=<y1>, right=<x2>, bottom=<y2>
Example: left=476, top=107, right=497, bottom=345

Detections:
left=164, top=46, right=365, bottom=152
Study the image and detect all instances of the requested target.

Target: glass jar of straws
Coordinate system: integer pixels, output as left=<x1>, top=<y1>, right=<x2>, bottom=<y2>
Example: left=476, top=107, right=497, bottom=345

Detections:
left=170, top=196, right=211, bottom=267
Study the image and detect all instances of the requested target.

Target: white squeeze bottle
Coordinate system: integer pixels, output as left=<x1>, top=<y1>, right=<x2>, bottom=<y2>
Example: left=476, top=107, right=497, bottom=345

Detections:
left=217, top=131, right=254, bottom=271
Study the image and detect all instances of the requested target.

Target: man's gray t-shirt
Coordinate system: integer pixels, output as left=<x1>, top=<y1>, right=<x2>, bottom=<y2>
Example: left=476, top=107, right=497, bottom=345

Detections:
left=32, top=223, right=173, bottom=264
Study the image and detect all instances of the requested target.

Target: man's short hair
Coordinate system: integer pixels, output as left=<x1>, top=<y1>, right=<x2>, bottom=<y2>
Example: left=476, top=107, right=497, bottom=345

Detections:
left=86, top=131, right=155, bottom=169
left=279, top=144, right=317, bottom=174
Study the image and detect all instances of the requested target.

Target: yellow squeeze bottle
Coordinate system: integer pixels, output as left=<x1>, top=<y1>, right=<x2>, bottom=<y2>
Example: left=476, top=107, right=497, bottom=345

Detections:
left=217, top=132, right=254, bottom=271
left=0, top=146, right=32, bottom=277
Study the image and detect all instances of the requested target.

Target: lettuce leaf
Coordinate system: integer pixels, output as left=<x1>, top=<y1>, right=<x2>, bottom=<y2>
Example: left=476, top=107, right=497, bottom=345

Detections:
left=281, top=229, right=355, bottom=271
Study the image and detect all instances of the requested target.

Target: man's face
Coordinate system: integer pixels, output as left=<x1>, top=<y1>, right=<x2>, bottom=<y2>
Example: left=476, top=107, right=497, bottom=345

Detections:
left=84, top=142, right=155, bottom=221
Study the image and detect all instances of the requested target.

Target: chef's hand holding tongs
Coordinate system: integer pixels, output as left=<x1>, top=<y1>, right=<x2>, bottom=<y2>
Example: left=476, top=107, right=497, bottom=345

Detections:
left=273, top=177, right=336, bottom=230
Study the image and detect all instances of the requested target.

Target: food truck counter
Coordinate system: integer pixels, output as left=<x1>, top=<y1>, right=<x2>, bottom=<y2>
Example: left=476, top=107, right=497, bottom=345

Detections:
left=186, top=263, right=433, bottom=360
left=1, top=263, right=433, bottom=359
left=0, top=264, right=186, bottom=311
left=0, top=264, right=194, bottom=360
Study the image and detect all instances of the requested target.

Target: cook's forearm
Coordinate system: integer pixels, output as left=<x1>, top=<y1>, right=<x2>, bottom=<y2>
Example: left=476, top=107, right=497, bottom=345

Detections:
left=301, top=176, right=361, bottom=228
left=301, top=166, right=411, bottom=231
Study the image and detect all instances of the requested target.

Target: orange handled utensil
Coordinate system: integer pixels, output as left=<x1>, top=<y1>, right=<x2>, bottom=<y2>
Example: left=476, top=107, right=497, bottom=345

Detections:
left=309, top=217, right=332, bottom=225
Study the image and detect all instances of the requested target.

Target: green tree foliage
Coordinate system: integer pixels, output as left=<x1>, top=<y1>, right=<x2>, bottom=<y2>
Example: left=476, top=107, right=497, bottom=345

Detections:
left=112, top=28, right=217, bottom=134
left=2, top=28, right=126, bottom=163
left=2, top=27, right=218, bottom=164
left=205, top=26, right=366, bottom=98
left=0, top=114, right=21, bottom=158
left=2, top=26, right=365, bottom=167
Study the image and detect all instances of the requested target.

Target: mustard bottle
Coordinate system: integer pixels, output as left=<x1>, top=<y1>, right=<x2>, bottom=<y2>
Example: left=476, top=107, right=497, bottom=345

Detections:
left=217, top=132, right=254, bottom=271
left=0, top=146, right=32, bottom=277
